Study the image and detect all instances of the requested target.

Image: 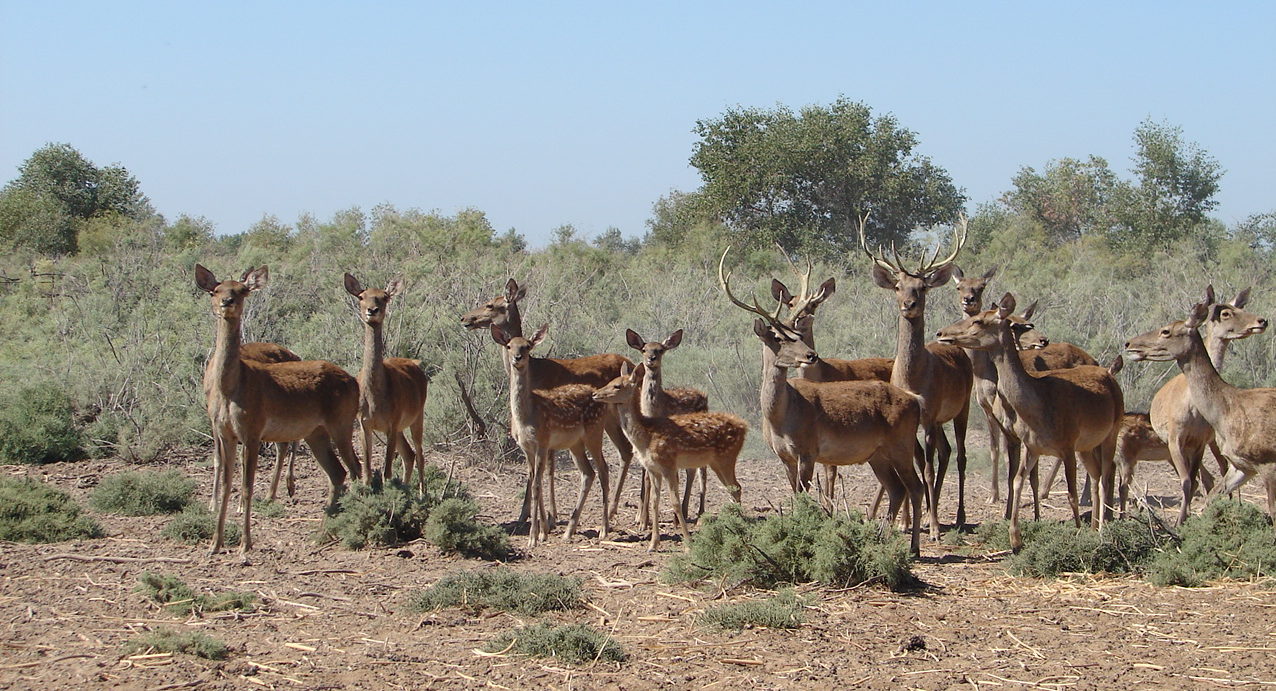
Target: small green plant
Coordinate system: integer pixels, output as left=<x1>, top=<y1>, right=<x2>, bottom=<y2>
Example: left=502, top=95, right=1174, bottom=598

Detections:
left=698, top=587, right=809, bottom=631
left=161, top=506, right=241, bottom=546
left=975, top=517, right=1171, bottom=578
left=0, top=382, right=85, bottom=464
left=136, top=572, right=257, bottom=616
left=253, top=498, right=286, bottom=517
left=408, top=567, right=582, bottom=615
left=124, top=628, right=229, bottom=660
left=664, top=494, right=913, bottom=589
left=484, top=622, right=625, bottom=664
left=423, top=497, right=511, bottom=560
left=1148, top=499, right=1276, bottom=586
left=90, top=469, right=196, bottom=515
left=0, top=476, right=103, bottom=542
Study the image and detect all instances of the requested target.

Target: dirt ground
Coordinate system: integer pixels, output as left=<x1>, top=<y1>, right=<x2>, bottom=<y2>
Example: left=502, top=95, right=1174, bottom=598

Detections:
left=3, top=439, right=1275, bottom=690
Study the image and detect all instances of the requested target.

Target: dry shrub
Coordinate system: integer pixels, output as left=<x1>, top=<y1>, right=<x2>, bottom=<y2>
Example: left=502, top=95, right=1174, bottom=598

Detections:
left=697, top=587, right=809, bottom=631
left=90, top=469, right=195, bottom=515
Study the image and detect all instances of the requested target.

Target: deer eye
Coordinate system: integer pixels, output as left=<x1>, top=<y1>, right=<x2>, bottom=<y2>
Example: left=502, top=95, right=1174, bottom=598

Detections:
left=1161, top=329, right=1171, bottom=337
left=1221, top=310, right=1232, bottom=318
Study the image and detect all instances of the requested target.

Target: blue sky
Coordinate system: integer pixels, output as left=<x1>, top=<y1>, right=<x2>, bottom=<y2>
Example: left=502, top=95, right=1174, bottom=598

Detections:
left=2, top=2, right=1272, bottom=245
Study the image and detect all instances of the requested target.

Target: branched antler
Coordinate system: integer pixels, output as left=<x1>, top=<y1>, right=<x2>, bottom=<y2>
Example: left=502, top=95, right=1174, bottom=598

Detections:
left=858, top=212, right=968, bottom=277
left=719, top=246, right=790, bottom=332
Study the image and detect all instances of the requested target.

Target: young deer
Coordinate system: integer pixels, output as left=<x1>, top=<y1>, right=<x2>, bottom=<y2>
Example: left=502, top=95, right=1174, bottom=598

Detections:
left=937, top=293, right=1123, bottom=551
left=862, top=217, right=974, bottom=529
left=196, top=265, right=361, bottom=555
left=1126, top=302, right=1276, bottom=519
left=491, top=324, right=610, bottom=546
left=462, top=278, right=631, bottom=524
left=625, top=329, right=709, bottom=523
left=344, top=274, right=430, bottom=488
left=1146, top=286, right=1267, bottom=524
left=720, top=250, right=927, bottom=554
left=592, top=362, right=745, bottom=551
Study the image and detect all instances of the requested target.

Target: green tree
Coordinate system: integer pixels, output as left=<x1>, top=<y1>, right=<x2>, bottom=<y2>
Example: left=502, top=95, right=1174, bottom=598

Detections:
left=689, top=98, right=964, bottom=254
left=0, top=143, right=153, bottom=254
left=1003, top=155, right=1119, bottom=244
left=1110, top=120, right=1223, bottom=246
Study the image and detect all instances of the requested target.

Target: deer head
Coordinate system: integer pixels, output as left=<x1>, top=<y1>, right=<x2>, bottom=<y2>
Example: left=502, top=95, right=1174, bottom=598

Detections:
left=769, top=243, right=836, bottom=324
left=593, top=362, right=643, bottom=404
left=625, top=329, right=684, bottom=371
left=861, top=214, right=968, bottom=319
left=461, top=278, right=527, bottom=330
left=935, top=292, right=1019, bottom=351
left=344, top=273, right=404, bottom=326
left=719, top=247, right=817, bottom=368
left=1124, top=302, right=1210, bottom=362
left=491, top=323, right=547, bottom=371
left=195, top=264, right=268, bottom=320
left=1205, top=285, right=1268, bottom=340
left=952, top=265, right=997, bottom=316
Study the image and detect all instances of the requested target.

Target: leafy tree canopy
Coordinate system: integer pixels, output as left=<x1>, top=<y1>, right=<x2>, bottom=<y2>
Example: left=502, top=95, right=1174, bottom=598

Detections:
left=689, top=97, right=965, bottom=255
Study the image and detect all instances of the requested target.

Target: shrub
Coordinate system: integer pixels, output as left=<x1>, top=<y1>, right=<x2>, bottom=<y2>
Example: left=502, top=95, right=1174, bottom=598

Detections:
left=0, top=476, right=103, bottom=542
left=1148, top=500, right=1276, bottom=587
left=136, top=572, right=256, bottom=616
left=664, top=494, right=913, bottom=589
left=90, top=469, right=196, bottom=515
left=423, top=497, right=511, bottom=560
left=697, top=587, right=808, bottom=631
left=0, top=383, right=85, bottom=464
left=124, top=629, right=229, bottom=660
left=973, top=517, right=1171, bottom=578
left=408, top=567, right=582, bottom=615
left=253, top=498, right=286, bottom=518
left=161, top=506, right=240, bottom=546
left=484, top=622, right=625, bottom=664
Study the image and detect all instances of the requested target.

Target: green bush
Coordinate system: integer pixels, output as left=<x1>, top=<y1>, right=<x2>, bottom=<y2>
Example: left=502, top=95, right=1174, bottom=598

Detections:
left=124, top=629, right=229, bottom=660
left=408, top=567, right=582, bottom=615
left=973, top=517, right=1171, bottom=578
left=90, top=469, right=196, bottom=515
left=484, top=622, right=625, bottom=664
left=253, top=498, right=286, bottom=518
left=0, top=476, right=103, bottom=542
left=664, top=494, right=913, bottom=589
left=1148, top=500, right=1276, bottom=587
left=136, top=572, right=256, bottom=616
left=161, top=506, right=241, bottom=546
left=698, top=587, right=809, bottom=631
left=0, top=383, right=85, bottom=464
left=424, top=497, right=511, bottom=560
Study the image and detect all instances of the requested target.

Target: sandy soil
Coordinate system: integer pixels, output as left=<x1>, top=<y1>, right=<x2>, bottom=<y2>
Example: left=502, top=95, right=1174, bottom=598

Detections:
left=2, top=440, right=1275, bottom=690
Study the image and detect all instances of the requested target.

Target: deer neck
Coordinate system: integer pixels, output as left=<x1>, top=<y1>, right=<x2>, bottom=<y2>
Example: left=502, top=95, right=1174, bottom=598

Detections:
left=1179, top=329, right=1236, bottom=429
left=210, top=314, right=244, bottom=394
left=891, top=312, right=929, bottom=389
left=507, top=361, right=536, bottom=427
left=502, top=301, right=524, bottom=339
left=759, top=345, right=792, bottom=426
left=639, top=366, right=666, bottom=417
left=360, top=321, right=387, bottom=391
left=1202, top=321, right=1231, bottom=369
left=987, top=321, right=1046, bottom=418
left=611, top=390, right=654, bottom=451
left=965, top=347, right=998, bottom=385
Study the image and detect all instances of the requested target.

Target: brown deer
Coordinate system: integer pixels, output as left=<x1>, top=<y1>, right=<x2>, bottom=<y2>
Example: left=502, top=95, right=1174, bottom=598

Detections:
left=937, top=293, right=1123, bottom=551
left=592, top=363, right=745, bottom=551
left=862, top=217, right=974, bottom=529
left=462, top=278, right=631, bottom=525
left=344, top=274, right=430, bottom=488
left=196, top=265, right=361, bottom=555
left=1146, top=286, right=1267, bottom=524
left=491, top=324, right=610, bottom=545
left=625, top=329, right=709, bottom=524
left=1126, top=302, right=1276, bottom=519
left=720, top=249, right=927, bottom=554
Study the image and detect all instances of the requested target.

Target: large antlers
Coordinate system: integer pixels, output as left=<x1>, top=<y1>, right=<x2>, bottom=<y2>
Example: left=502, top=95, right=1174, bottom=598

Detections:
left=858, top=212, right=969, bottom=277
left=719, top=246, right=792, bottom=333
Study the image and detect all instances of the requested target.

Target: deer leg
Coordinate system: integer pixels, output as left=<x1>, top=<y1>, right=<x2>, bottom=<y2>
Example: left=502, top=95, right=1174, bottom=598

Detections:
left=285, top=442, right=296, bottom=499
left=1265, top=471, right=1276, bottom=520
left=209, top=437, right=225, bottom=512
left=604, top=415, right=633, bottom=521
left=383, top=429, right=399, bottom=483
left=1168, top=434, right=1201, bottom=526
left=562, top=442, right=594, bottom=541
left=1040, top=456, right=1063, bottom=500
left=922, top=426, right=941, bottom=536
left=360, top=420, right=377, bottom=482
left=647, top=465, right=663, bottom=552
left=681, top=469, right=694, bottom=521
left=210, top=435, right=237, bottom=555
left=823, top=464, right=838, bottom=513
left=306, top=432, right=346, bottom=511
left=239, top=438, right=261, bottom=555
left=797, top=455, right=817, bottom=494
left=396, top=431, right=416, bottom=489
left=410, top=419, right=426, bottom=493
left=268, top=443, right=287, bottom=502
left=524, top=444, right=545, bottom=547
left=1062, top=451, right=1082, bottom=528
left=637, top=469, right=651, bottom=529
left=1003, top=435, right=1020, bottom=520
left=1207, top=440, right=1229, bottom=495
left=665, top=469, right=692, bottom=551
left=589, top=433, right=611, bottom=539
left=544, top=451, right=558, bottom=528
left=952, top=404, right=970, bottom=528
left=1008, top=451, right=1038, bottom=553
left=697, top=467, right=708, bottom=519
left=986, top=413, right=1003, bottom=505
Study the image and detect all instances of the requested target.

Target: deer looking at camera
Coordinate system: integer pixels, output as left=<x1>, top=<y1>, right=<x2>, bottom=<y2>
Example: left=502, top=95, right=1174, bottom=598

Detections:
left=937, top=293, right=1123, bottom=551
left=593, top=362, right=745, bottom=551
left=720, top=248, right=927, bottom=554
left=196, top=265, right=361, bottom=556
left=344, top=273, right=430, bottom=488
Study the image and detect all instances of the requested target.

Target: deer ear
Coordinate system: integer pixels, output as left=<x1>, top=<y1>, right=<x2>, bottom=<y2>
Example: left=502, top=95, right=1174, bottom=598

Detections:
left=632, top=362, right=646, bottom=380
left=1233, top=287, right=1252, bottom=308
left=770, top=279, right=792, bottom=305
left=385, top=277, right=404, bottom=298
left=619, top=361, right=632, bottom=377
left=529, top=323, right=548, bottom=346
left=195, top=264, right=219, bottom=293
left=926, top=263, right=956, bottom=288
left=951, top=265, right=966, bottom=282
left=1186, top=302, right=1209, bottom=329
left=752, top=318, right=773, bottom=341
left=663, top=329, right=684, bottom=350
left=870, top=264, right=897, bottom=290
left=996, top=293, right=1016, bottom=319
left=983, top=266, right=998, bottom=280
left=506, top=279, right=526, bottom=302
left=343, top=273, right=363, bottom=297
left=813, top=277, right=836, bottom=303
left=243, top=266, right=269, bottom=291
left=1204, top=284, right=1216, bottom=305
left=490, top=325, right=511, bottom=346
left=1020, top=300, right=1038, bottom=320
left=625, top=329, right=644, bottom=351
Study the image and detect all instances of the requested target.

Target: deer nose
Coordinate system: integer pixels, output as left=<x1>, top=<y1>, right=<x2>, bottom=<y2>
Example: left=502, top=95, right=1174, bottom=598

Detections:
left=1123, top=340, right=1131, bottom=349
left=220, top=297, right=233, bottom=307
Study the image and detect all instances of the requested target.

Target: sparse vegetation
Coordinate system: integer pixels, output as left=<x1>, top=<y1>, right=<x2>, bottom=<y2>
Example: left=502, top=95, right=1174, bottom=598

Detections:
left=408, top=567, right=582, bottom=615
left=1147, top=500, right=1276, bottom=586
left=698, top=587, right=809, bottom=631
left=89, top=469, right=196, bottom=515
left=664, top=494, right=913, bottom=590
left=0, top=476, right=103, bottom=543
left=160, top=506, right=240, bottom=546
left=124, top=628, right=229, bottom=660
left=484, top=622, right=625, bottom=664
left=253, top=498, right=286, bottom=517
left=136, top=572, right=257, bottom=616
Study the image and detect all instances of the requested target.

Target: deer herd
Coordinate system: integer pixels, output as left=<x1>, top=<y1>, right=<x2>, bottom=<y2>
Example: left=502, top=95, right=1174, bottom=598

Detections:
left=193, top=217, right=1276, bottom=559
